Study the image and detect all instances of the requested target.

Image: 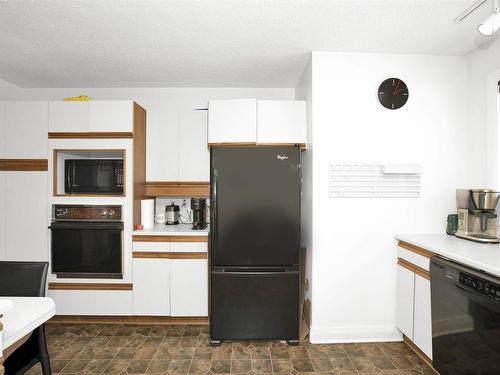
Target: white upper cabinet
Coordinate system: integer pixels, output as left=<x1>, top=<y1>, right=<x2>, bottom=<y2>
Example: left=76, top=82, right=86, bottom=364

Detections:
left=257, top=100, right=306, bottom=145
left=49, top=101, right=135, bottom=133
left=89, top=101, right=134, bottom=132
left=2, top=101, right=48, bottom=158
left=179, top=109, right=210, bottom=181
left=208, top=99, right=257, bottom=144
left=48, top=101, right=89, bottom=132
left=207, top=99, right=307, bottom=146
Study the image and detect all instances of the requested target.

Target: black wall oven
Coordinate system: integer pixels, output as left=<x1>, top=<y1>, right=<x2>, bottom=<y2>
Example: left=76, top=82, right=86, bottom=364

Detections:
left=65, top=159, right=124, bottom=194
left=431, top=256, right=500, bottom=375
left=50, top=205, right=123, bottom=279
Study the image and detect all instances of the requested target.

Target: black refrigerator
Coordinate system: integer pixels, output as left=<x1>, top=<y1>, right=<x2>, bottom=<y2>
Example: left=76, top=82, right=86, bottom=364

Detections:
left=209, top=146, right=301, bottom=345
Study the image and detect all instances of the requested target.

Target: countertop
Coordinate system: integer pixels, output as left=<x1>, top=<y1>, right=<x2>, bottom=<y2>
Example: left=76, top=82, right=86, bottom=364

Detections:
left=396, top=233, right=500, bottom=277
left=133, top=223, right=209, bottom=236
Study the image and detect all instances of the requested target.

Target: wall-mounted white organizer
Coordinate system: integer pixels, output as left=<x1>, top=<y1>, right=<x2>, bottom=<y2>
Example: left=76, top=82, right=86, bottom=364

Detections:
left=328, top=163, right=422, bottom=198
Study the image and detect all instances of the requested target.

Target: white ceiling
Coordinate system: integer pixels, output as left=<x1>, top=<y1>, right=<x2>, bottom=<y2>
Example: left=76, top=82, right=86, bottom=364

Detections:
left=0, top=0, right=494, bottom=88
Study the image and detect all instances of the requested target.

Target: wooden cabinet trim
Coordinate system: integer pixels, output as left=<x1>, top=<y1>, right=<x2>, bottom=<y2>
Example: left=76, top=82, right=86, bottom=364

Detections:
left=0, top=159, right=48, bottom=171
left=48, top=283, right=133, bottom=291
left=398, top=241, right=434, bottom=259
left=133, top=235, right=208, bottom=243
left=208, top=143, right=305, bottom=149
left=48, top=132, right=134, bottom=139
left=133, top=252, right=207, bottom=259
left=397, top=258, right=430, bottom=280
left=208, top=142, right=257, bottom=147
left=403, top=335, right=436, bottom=373
left=48, top=315, right=208, bottom=325
left=170, top=252, right=208, bottom=259
left=133, top=252, right=170, bottom=259
left=145, top=181, right=209, bottom=198
left=133, top=103, right=147, bottom=227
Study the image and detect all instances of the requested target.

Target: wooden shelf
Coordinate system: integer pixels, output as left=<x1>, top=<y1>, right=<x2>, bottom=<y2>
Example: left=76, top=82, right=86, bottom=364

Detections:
left=145, top=181, right=209, bottom=198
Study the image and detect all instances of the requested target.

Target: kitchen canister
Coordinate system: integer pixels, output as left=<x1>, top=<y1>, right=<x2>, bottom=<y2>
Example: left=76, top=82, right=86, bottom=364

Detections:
left=141, top=199, right=155, bottom=228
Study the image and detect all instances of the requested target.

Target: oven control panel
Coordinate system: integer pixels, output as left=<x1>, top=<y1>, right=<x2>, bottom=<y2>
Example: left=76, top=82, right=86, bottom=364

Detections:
left=53, top=205, right=122, bottom=221
left=459, top=272, right=500, bottom=300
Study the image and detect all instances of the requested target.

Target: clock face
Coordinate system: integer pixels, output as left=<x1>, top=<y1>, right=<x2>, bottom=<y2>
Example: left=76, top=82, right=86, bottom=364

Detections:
left=378, top=78, right=409, bottom=110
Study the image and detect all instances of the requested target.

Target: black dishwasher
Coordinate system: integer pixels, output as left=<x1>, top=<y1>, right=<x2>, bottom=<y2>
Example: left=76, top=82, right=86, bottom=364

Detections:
left=430, top=256, right=500, bottom=375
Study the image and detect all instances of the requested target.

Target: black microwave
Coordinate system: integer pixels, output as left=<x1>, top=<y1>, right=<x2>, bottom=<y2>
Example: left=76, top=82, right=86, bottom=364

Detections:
left=65, top=159, right=124, bottom=194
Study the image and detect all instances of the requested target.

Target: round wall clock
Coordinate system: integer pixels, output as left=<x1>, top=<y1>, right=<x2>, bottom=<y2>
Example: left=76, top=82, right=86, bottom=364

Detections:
left=378, top=78, right=409, bottom=110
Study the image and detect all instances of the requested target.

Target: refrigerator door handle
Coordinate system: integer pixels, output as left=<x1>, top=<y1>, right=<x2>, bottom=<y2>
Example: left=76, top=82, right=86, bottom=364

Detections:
left=212, top=267, right=299, bottom=274
left=212, top=168, right=218, bottom=254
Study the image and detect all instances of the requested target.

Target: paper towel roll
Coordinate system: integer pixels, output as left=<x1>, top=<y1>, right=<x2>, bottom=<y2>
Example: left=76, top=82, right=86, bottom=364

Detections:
left=141, top=199, right=155, bottom=228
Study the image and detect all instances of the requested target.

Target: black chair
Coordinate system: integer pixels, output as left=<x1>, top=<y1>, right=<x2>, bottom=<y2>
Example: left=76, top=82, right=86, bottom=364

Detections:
left=0, top=261, right=51, bottom=375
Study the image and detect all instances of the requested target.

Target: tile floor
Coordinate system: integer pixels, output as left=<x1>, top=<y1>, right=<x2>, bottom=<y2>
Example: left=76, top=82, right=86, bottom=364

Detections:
left=22, top=324, right=435, bottom=375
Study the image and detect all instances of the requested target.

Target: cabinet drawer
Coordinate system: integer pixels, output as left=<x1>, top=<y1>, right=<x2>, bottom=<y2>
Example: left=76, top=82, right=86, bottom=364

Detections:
left=133, top=241, right=170, bottom=252
left=170, top=242, right=207, bottom=253
left=398, top=247, right=430, bottom=271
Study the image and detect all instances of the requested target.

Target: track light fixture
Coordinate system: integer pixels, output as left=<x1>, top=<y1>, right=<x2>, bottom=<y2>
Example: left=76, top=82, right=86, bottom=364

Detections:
left=456, top=0, right=500, bottom=36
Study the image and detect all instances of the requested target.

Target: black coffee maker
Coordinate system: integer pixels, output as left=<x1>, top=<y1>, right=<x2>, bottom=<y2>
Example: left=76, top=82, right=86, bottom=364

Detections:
left=191, top=198, right=208, bottom=230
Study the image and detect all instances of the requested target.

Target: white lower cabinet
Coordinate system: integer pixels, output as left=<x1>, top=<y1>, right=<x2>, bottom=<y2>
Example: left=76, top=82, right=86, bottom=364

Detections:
left=396, top=258, right=433, bottom=360
left=396, top=264, right=415, bottom=339
left=170, top=259, right=208, bottom=316
left=414, top=274, right=433, bottom=359
left=133, top=258, right=170, bottom=316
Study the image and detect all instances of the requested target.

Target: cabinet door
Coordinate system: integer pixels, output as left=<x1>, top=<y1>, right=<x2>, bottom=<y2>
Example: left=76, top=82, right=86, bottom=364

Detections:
left=414, top=274, right=433, bottom=359
left=147, top=107, right=179, bottom=181
left=133, top=258, right=170, bottom=316
left=170, top=259, right=208, bottom=316
left=4, top=172, right=48, bottom=261
left=208, top=99, right=256, bottom=144
left=3, top=102, right=48, bottom=158
left=179, top=109, right=210, bottom=181
left=396, top=264, right=415, bottom=340
left=48, top=101, right=89, bottom=132
left=257, top=100, right=306, bottom=144
left=89, top=101, right=133, bottom=132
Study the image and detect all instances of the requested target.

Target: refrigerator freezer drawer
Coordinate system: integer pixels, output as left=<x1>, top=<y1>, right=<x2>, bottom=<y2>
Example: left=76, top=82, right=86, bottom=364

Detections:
left=210, top=269, right=299, bottom=341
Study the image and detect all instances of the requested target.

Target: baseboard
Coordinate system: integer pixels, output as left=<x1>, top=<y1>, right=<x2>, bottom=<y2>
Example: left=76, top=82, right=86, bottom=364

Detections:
left=309, top=324, right=402, bottom=343
left=48, top=315, right=209, bottom=325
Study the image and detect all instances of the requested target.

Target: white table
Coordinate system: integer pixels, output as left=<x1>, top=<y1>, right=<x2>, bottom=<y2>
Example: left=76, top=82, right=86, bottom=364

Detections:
left=0, top=297, right=56, bottom=375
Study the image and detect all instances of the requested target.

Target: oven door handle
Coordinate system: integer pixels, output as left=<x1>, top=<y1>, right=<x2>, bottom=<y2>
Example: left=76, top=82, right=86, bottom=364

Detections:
left=49, top=222, right=124, bottom=230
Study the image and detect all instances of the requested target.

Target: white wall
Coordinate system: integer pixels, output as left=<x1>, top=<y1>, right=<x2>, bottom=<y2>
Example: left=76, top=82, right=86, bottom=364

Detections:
left=295, top=57, right=313, bottom=302
left=23, top=88, right=295, bottom=181
left=0, top=78, right=23, bottom=100
left=309, top=52, right=468, bottom=343
left=466, top=37, right=500, bottom=188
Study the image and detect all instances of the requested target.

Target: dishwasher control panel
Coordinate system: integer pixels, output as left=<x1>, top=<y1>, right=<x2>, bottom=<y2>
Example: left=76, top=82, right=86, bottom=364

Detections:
left=459, top=272, right=500, bottom=300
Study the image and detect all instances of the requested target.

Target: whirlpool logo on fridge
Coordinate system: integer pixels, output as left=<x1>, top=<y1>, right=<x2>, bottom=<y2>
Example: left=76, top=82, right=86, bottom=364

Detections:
left=276, top=155, right=289, bottom=161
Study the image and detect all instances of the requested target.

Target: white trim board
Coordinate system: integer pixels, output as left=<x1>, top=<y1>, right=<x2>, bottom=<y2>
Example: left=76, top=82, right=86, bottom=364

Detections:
left=309, top=325, right=402, bottom=344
